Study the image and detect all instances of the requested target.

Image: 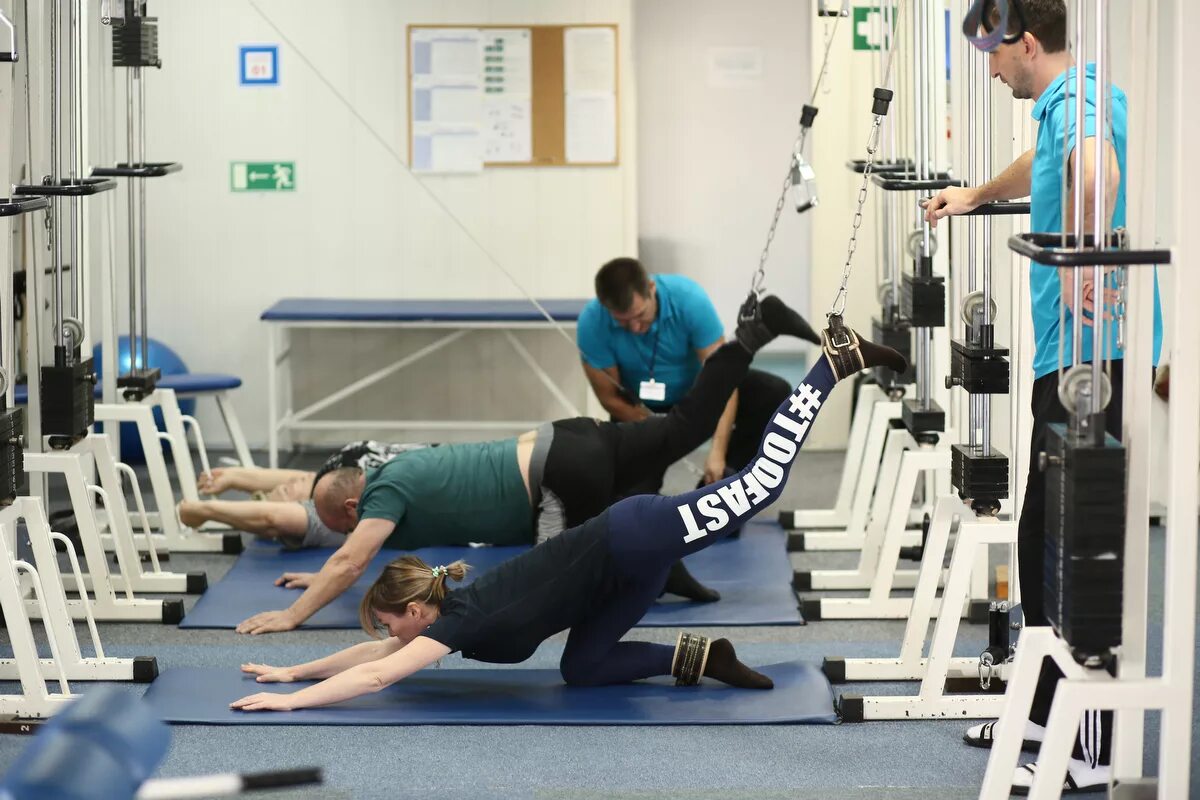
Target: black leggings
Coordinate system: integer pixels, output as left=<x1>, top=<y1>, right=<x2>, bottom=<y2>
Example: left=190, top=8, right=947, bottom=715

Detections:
left=1021, top=362, right=1125, bottom=767
left=542, top=342, right=755, bottom=528
left=557, top=357, right=837, bottom=686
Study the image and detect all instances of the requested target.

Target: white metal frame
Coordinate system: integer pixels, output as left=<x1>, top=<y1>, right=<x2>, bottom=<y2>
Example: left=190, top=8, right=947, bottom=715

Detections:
left=59, top=433, right=197, bottom=594
left=24, top=438, right=177, bottom=622
left=0, top=497, right=144, bottom=690
left=0, top=499, right=74, bottom=720
left=800, top=426, right=918, bottom=593
left=265, top=318, right=585, bottom=468
left=836, top=502, right=1018, bottom=720
left=94, top=389, right=232, bottom=553
left=789, top=393, right=912, bottom=551
left=802, top=432, right=987, bottom=620
left=180, top=387, right=254, bottom=468
left=783, top=381, right=885, bottom=531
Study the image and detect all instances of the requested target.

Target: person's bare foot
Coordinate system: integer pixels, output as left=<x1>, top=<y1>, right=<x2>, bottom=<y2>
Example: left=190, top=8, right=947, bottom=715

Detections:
left=178, top=501, right=205, bottom=529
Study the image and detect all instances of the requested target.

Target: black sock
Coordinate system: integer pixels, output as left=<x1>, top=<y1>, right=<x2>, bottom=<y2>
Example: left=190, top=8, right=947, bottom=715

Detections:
left=853, top=337, right=908, bottom=374
left=735, top=294, right=821, bottom=353
left=702, top=638, right=774, bottom=689
left=734, top=294, right=774, bottom=354
left=760, top=295, right=821, bottom=344
left=662, top=560, right=721, bottom=603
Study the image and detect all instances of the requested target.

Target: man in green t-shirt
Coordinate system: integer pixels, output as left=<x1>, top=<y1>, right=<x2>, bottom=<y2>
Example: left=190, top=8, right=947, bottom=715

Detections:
left=236, top=294, right=817, bottom=634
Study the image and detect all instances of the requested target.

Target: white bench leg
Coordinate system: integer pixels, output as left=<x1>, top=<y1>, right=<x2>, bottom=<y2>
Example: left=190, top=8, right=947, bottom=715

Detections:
left=214, top=391, right=255, bottom=467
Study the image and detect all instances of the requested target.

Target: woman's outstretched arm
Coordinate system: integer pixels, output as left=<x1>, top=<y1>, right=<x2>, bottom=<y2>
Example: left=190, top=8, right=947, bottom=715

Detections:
left=231, top=636, right=451, bottom=712
left=240, top=636, right=405, bottom=685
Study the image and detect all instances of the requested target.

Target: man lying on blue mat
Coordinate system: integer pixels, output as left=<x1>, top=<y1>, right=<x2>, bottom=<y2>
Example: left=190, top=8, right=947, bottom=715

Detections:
left=229, top=299, right=907, bottom=706
left=234, top=297, right=821, bottom=635
left=179, top=441, right=431, bottom=550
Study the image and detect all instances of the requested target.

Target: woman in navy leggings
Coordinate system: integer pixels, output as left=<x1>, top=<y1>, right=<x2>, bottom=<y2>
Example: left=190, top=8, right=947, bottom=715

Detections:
left=231, top=299, right=907, bottom=711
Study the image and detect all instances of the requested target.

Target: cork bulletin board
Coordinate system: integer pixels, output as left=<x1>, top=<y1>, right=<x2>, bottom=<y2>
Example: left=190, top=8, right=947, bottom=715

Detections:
left=407, top=24, right=619, bottom=170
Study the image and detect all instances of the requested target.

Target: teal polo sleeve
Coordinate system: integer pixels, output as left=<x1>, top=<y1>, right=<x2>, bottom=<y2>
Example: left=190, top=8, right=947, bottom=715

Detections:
left=357, top=470, right=408, bottom=525
left=677, top=278, right=725, bottom=350
left=576, top=299, right=617, bottom=370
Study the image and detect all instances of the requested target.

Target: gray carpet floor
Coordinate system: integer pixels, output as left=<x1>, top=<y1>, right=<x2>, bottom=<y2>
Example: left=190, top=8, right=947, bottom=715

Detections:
left=0, top=445, right=1196, bottom=799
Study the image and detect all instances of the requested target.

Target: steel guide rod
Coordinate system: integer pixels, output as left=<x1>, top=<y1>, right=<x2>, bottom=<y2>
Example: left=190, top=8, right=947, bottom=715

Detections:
left=967, top=28, right=978, bottom=448
left=138, top=68, right=148, bottom=374
left=884, top=1, right=900, bottom=320
left=1070, top=0, right=1087, bottom=374
left=916, top=0, right=935, bottom=412
left=1089, top=0, right=1107, bottom=421
left=50, top=0, right=64, bottom=357
left=71, top=0, right=83, bottom=325
left=980, top=48, right=993, bottom=456
left=872, top=2, right=884, bottom=294
left=125, top=67, right=137, bottom=370
left=67, top=0, right=76, bottom=329
left=912, top=0, right=926, bottom=407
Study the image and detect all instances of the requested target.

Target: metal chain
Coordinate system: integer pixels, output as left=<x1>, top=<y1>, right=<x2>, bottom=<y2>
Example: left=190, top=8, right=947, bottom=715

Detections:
left=752, top=129, right=809, bottom=296
left=748, top=11, right=844, bottom=297
left=831, top=116, right=884, bottom=317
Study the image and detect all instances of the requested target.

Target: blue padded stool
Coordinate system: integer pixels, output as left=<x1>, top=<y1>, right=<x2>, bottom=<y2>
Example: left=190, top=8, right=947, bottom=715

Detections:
left=156, top=373, right=254, bottom=467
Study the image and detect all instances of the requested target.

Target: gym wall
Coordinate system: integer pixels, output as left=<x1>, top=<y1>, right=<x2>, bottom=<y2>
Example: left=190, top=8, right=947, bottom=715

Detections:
left=112, top=0, right=637, bottom=449
left=633, top=0, right=813, bottom=359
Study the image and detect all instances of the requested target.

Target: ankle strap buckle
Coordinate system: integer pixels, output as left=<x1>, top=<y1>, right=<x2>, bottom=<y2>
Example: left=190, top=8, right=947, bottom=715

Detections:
left=825, top=313, right=852, bottom=350
left=738, top=292, right=760, bottom=324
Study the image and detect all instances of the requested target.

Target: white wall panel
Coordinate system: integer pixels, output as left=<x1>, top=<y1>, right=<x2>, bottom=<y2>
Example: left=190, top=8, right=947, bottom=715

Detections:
left=115, top=0, right=634, bottom=449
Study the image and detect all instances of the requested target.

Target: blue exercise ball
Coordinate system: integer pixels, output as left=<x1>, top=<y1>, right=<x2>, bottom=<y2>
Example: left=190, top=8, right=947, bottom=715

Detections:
left=93, top=336, right=196, bottom=463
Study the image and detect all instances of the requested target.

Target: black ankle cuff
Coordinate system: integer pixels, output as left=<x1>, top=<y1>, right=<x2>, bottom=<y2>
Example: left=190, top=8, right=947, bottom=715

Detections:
left=671, top=632, right=711, bottom=686
left=821, top=314, right=865, bottom=380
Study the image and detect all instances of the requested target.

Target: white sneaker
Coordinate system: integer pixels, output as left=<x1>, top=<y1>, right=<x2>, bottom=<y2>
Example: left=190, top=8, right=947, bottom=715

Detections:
left=963, top=719, right=1045, bottom=753
left=1010, top=758, right=1109, bottom=796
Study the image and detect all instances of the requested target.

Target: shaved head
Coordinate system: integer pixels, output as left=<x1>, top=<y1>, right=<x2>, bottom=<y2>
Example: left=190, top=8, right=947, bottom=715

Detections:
left=313, top=467, right=366, bottom=533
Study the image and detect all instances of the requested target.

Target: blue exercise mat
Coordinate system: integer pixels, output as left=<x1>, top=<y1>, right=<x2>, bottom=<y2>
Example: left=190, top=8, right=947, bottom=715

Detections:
left=180, top=522, right=802, bottom=629
left=141, top=661, right=837, bottom=726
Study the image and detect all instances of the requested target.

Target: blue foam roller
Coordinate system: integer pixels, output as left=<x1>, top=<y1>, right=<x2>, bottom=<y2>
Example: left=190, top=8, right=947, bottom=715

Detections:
left=40, top=688, right=169, bottom=783
left=179, top=523, right=802, bottom=629
left=142, top=661, right=837, bottom=726
left=2, top=731, right=139, bottom=800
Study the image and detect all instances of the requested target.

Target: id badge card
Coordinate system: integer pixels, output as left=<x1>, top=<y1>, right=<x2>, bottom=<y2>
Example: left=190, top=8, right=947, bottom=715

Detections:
left=639, top=379, right=666, bottom=403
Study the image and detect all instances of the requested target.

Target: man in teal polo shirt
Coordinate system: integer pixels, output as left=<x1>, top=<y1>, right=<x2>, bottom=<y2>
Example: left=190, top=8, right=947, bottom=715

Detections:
left=924, top=0, right=1162, bottom=793
left=577, top=257, right=818, bottom=493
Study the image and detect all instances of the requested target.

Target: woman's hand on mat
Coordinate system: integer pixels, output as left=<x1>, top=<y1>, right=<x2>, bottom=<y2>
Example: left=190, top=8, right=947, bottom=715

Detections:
left=230, top=691, right=296, bottom=712
left=236, top=609, right=300, bottom=635
left=702, top=453, right=727, bottom=486
left=275, top=571, right=315, bottom=589
left=242, top=662, right=297, bottom=683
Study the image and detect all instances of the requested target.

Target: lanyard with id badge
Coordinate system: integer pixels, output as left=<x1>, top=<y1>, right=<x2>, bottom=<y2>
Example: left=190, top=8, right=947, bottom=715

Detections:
left=637, top=326, right=666, bottom=403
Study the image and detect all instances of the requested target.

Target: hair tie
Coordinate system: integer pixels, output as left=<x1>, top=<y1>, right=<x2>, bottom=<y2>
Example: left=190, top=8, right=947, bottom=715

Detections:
left=430, top=565, right=445, bottom=580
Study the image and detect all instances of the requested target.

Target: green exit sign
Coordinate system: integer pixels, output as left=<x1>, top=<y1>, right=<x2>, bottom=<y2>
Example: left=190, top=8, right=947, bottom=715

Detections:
left=853, top=6, right=897, bottom=51
left=230, top=161, right=295, bottom=191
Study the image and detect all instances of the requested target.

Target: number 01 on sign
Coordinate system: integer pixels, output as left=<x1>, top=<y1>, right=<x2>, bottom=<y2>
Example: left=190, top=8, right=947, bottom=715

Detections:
left=231, top=162, right=296, bottom=192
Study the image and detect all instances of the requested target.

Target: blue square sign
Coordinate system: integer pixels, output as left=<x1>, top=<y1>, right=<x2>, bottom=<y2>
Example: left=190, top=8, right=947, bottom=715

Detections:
left=239, top=45, right=279, bottom=86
